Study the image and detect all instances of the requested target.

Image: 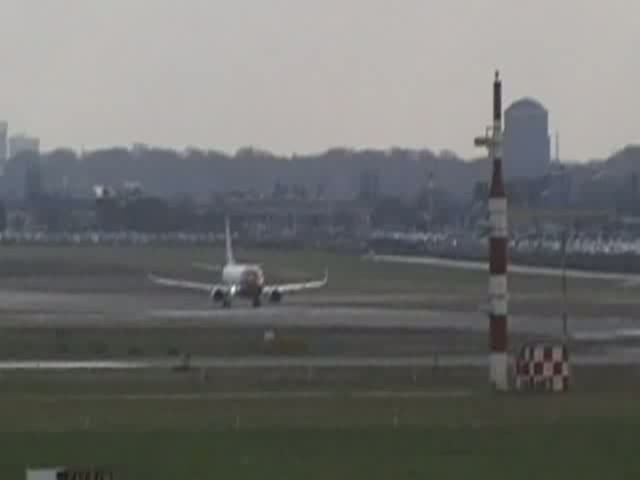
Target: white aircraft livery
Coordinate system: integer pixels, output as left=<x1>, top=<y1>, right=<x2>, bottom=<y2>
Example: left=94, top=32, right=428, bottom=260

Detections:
left=148, top=218, right=328, bottom=308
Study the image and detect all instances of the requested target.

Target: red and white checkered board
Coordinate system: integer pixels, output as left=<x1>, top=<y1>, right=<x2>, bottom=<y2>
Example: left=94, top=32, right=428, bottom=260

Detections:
left=516, top=344, right=570, bottom=392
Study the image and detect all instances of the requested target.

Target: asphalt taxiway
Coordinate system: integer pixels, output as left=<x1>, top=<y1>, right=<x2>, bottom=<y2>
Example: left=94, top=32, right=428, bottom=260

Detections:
left=0, top=285, right=638, bottom=340
left=367, top=254, right=640, bottom=285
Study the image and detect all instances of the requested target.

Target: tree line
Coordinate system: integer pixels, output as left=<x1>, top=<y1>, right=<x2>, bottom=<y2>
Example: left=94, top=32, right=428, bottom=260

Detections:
left=1, top=144, right=640, bottom=233
left=0, top=147, right=483, bottom=202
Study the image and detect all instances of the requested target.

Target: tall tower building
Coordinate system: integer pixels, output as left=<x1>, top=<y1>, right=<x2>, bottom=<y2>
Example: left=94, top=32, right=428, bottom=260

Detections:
left=503, top=98, right=550, bottom=179
left=9, top=133, right=40, bottom=158
left=0, top=121, right=7, bottom=167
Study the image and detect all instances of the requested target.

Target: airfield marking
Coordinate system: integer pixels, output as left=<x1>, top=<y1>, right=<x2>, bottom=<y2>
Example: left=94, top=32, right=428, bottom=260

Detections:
left=7, top=390, right=474, bottom=401
left=0, top=352, right=639, bottom=371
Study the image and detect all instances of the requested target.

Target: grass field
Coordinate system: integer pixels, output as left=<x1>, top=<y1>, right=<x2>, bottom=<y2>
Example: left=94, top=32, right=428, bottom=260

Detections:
left=2, top=393, right=640, bottom=479
left=7, top=426, right=640, bottom=480
left=0, top=365, right=636, bottom=396
left=0, top=245, right=637, bottom=479
left=0, top=325, right=505, bottom=360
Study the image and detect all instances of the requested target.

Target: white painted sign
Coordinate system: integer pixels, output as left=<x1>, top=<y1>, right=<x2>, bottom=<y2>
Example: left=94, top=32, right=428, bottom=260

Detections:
left=26, top=468, right=63, bottom=480
left=27, top=468, right=114, bottom=480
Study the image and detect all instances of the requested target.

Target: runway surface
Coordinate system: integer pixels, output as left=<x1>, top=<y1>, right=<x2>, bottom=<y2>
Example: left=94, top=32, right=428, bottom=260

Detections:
left=368, top=254, right=640, bottom=285
left=3, top=302, right=639, bottom=340
left=147, top=306, right=640, bottom=339
left=1, top=284, right=639, bottom=340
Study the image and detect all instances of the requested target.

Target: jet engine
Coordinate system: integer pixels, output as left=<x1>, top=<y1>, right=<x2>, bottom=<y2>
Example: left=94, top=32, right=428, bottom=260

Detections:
left=210, top=288, right=225, bottom=303
left=269, top=289, right=282, bottom=303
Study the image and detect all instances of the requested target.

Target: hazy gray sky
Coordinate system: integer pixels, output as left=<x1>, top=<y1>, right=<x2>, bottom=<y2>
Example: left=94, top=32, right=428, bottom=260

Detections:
left=0, top=0, right=638, bottom=160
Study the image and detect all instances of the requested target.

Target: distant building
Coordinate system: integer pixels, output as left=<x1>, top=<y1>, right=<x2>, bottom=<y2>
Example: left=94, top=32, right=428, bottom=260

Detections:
left=0, top=121, right=7, bottom=169
left=503, top=98, right=551, bottom=179
left=9, top=133, right=40, bottom=158
left=93, top=184, right=117, bottom=199
left=540, top=164, right=572, bottom=208
left=123, top=180, right=144, bottom=197
left=131, top=142, right=149, bottom=156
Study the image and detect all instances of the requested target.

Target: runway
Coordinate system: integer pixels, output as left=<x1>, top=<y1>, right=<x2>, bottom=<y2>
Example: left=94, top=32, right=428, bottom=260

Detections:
left=147, top=306, right=640, bottom=340
left=1, top=287, right=639, bottom=340
left=367, top=254, right=640, bottom=285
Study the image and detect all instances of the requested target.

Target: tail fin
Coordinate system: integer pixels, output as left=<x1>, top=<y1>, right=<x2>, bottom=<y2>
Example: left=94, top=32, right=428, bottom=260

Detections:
left=225, top=216, right=235, bottom=265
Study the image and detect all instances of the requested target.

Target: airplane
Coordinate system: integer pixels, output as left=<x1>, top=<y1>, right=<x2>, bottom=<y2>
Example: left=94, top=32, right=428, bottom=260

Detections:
left=147, top=217, right=328, bottom=308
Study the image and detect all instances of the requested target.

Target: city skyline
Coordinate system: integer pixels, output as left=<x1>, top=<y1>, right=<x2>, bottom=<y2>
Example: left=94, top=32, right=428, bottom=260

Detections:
left=0, top=1, right=638, bottom=161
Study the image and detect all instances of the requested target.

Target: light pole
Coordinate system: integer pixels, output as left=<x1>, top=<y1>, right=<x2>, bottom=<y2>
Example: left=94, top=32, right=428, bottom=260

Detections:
left=561, top=227, right=569, bottom=339
left=474, top=71, right=509, bottom=392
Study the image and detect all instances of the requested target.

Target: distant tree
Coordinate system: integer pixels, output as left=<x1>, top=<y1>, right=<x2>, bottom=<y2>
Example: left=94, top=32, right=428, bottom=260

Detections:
left=123, top=197, right=170, bottom=232
left=34, top=198, right=66, bottom=232
left=333, top=210, right=356, bottom=232
left=2, top=142, right=637, bottom=213
left=292, top=184, right=308, bottom=200
left=371, top=197, right=422, bottom=230
left=95, top=197, right=124, bottom=231
left=471, top=181, right=489, bottom=205
left=170, top=195, right=199, bottom=231
left=413, top=186, right=461, bottom=227
left=0, top=200, right=6, bottom=231
left=359, top=170, right=380, bottom=202
left=272, top=181, right=289, bottom=199
left=631, top=172, right=639, bottom=215
left=9, top=213, right=25, bottom=232
left=201, top=209, right=225, bottom=231
left=25, top=158, right=44, bottom=202
left=41, top=149, right=78, bottom=193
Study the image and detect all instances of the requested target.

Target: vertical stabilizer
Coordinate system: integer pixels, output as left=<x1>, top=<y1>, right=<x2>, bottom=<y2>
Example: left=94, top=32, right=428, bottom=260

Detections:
left=225, top=216, right=235, bottom=265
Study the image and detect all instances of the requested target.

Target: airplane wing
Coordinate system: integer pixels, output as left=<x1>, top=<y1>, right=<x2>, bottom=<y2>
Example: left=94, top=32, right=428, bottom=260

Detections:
left=620, top=278, right=640, bottom=288
left=147, top=273, right=222, bottom=293
left=263, top=269, right=329, bottom=295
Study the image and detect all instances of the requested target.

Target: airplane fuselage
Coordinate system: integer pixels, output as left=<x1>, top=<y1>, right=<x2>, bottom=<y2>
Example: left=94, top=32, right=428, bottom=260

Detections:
left=221, top=264, right=265, bottom=299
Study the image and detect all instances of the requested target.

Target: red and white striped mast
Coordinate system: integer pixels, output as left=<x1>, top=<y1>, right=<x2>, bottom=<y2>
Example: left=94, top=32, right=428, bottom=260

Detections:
left=475, top=71, right=509, bottom=391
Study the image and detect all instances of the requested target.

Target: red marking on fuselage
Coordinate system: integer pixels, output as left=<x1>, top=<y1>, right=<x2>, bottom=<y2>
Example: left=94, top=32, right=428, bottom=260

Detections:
left=239, top=268, right=264, bottom=297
